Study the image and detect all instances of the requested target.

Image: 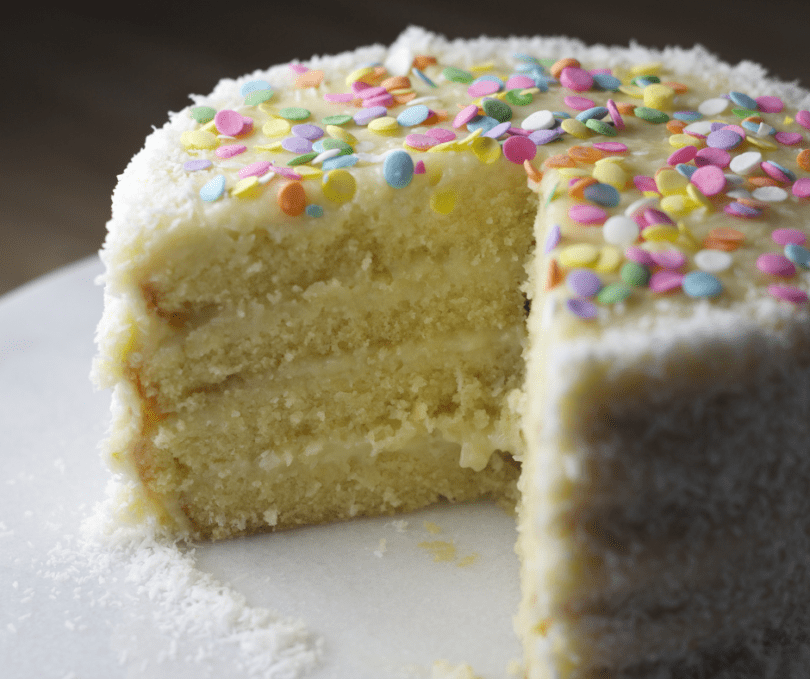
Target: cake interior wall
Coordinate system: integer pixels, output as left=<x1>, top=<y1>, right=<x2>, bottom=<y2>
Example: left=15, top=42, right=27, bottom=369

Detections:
left=519, top=335, right=810, bottom=679
left=124, top=167, right=535, bottom=537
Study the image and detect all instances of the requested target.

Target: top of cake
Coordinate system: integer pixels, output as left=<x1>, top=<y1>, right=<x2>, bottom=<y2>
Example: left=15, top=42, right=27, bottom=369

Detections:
left=100, top=26, right=810, bottom=365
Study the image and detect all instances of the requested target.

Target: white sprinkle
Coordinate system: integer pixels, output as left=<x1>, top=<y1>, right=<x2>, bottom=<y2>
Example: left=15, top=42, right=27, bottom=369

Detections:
left=521, top=110, right=555, bottom=131
left=752, top=186, right=788, bottom=202
left=698, top=97, right=729, bottom=116
left=694, top=249, right=733, bottom=273
left=729, top=150, right=762, bottom=175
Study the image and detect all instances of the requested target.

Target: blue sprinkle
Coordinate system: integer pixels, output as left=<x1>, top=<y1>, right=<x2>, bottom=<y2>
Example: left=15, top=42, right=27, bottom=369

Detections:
left=682, top=271, right=723, bottom=298
left=321, top=154, right=358, bottom=171
left=675, top=163, right=698, bottom=178
left=513, top=52, right=541, bottom=66
left=305, top=204, right=324, bottom=218
left=766, top=160, right=797, bottom=182
left=729, top=91, right=758, bottom=110
left=592, top=73, right=621, bottom=91
left=471, top=74, right=505, bottom=90
left=466, top=115, right=500, bottom=134
left=785, top=243, right=810, bottom=268
left=200, top=175, right=226, bottom=202
left=583, top=183, right=620, bottom=208
left=383, top=150, right=415, bottom=189
left=240, top=79, right=271, bottom=96
left=673, top=111, right=702, bottom=122
left=552, top=111, right=571, bottom=120
left=396, top=104, right=431, bottom=127
left=412, top=67, right=437, bottom=88
left=575, top=106, right=609, bottom=123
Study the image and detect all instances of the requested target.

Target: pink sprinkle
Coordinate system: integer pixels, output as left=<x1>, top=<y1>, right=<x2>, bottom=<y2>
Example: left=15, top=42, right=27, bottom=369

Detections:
left=239, top=161, right=272, bottom=178
left=796, top=110, right=810, bottom=130
left=606, top=99, right=624, bottom=130
left=625, top=246, right=656, bottom=266
left=559, top=67, right=594, bottom=92
left=634, top=175, right=658, bottom=194
left=289, top=63, right=309, bottom=74
left=568, top=204, right=607, bottom=225
left=650, top=250, right=687, bottom=270
left=358, top=86, right=387, bottom=100
left=563, top=95, right=595, bottom=111
left=214, top=109, right=245, bottom=136
left=757, top=253, right=796, bottom=278
left=589, top=68, right=612, bottom=75
left=756, top=95, right=784, bottom=113
left=506, top=75, right=535, bottom=89
left=769, top=285, right=808, bottom=304
left=270, top=165, right=302, bottom=180
left=690, top=165, right=726, bottom=196
left=793, top=178, right=810, bottom=198
left=721, top=124, right=747, bottom=138
left=453, top=104, right=479, bottom=129
left=593, top=141, right=627, bottom=153
left=425, top=128, right=456, bottom=143
left=643, top=208, right=675, bottom=226
left=467, top=81, right=500, bottom=97
left=667, top=146, right=698, bottom=165
left=775, top=131, right=803, bottom=146
left=405, top=133, right=438, bottom=149
left=324, top=92, right=355, bottom=103
left=650, top=270, right=684, bottom=293
left=215, top=143, right=247, bottom=158
left=237, top=117, right=254, bottom=136
left=507, top=127, right=532, bottom=136
left=761, top=161, right=793, bottom=183
left=503, top=135, right=537, bottom=164
left=694, top=147, right=731, bottom=168
left=772, top=228, right=806, bottom=246
left=362, top=93, right=394, bottom=108
left=351, top=81, right=371, bottom=94
left=414, top=160, right=426, bottom=174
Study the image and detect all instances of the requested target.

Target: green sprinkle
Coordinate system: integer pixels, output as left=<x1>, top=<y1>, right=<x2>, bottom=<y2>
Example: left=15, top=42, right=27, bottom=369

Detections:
left=191, top=106, right=216, bottom=123
left=482, top=98, right=513, bottom=123
left=442, top=66, right=474, bottom=84
left=321, top=138, right=353, bottom=154
left=731, top=107, right=758, bottom=118
left=631, top=75, right=661, bottom=86
left=584, top=119, right=617, bottom=136
left=279, top=107, right=311, bottom=121
left=620, top=261, right=651, bottom=287
left=504, top=89, right=533, bottom=106
left=288, top=152, right=318, bottom=166
left=244, top=89, right=274, bottom=106
left=322, top=114, right=353, bottom=126
left=634, top=107, right=669, bottom=124
left=538, top=57, right=556, bottom=68
left=597, top=282, right=632, bottom=304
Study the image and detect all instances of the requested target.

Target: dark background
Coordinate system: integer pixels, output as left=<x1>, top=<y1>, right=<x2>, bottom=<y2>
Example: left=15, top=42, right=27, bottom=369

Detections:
left=3, top=1, right=808, bottom=296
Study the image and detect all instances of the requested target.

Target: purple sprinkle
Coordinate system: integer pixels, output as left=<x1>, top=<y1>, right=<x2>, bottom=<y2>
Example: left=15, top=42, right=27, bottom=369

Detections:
left=184, top=159, right=212, bottom=171
left=567, top=269, right=603, bottom=298
left=707, top=128, right=743, bottom=150
left=566, top=298, right=598, bottom=319
left=292, top=123, right=324, bottom=141
left=544, top=223, right=561, bottom=253
left=483, top=121, right=512, bottom=138
left=528, top=128, right=561, bottom=145
left=353, top=106, right=387, bottom=126
left=724, top=202, right=762, bottom=218
left=281, top=136, right=313, bottom=154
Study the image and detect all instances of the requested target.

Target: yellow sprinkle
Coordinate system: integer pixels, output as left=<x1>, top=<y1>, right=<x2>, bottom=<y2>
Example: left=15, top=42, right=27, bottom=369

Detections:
left=258, top=102, right=277, bottom=115
left=322, top=169, right=356, bottom=203
left=618, top=84, right=645, bottom=99
left=655, top=169, right=689, bottom=196
left=262, top=118, right=291, bottom=138
left=427, top=140, right=459, bottom=153
left=326, top=125, right=357, bottom=144
left=427, top=166, right=443, bottom=186
left=255, top=142, right=284, bottom=152
left=641, top=224, right=680, bottom=242
left=200, top=120, right=218, bottom=134
left=677, top=221, right=700, bottom=249
left=669, top=133, right=702, bottom=149
left=643, top=83, right=675, bottom=110
left=521, top=87, right=540, bottom=95
left=430, top=187, right=457, bottom=214
left=784, top=115, right=794, bottom=125
left=180, top=130, right=218, bottom=150
left=230, top=176, right=261, bottom=199
left=457, top=127, right=484, bottom=146
left=560, top=118, right=590, bottom=139
left=469, top=61, right=495, bottom=73
left=470, top=136, right=501, bottom=164
left=556, top=167, right=591, bottom=179
left=593, top=246, right=622, bottom=273
left=629, top=61, right=662, bottom=76
left=367, top=116, right=399, bottom=134
left=346, top=66, right=375, bottom=86
left=686, top=183, right=713, bottom=210
left=593, top=155, right=625, bottom=166
left=294, top=166, right=323, bottom=180
left=388, top=87, right=415, bottom=96
left=558, top=243, right=600, bottom=268
left=659, top=194, right=692, bottom=216
left=747, top=135, right=778, bottom=151
left=591, top=162, right=627, bottom=190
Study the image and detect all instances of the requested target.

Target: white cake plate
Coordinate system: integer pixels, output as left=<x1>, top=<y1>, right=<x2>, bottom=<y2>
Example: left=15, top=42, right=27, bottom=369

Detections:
left=0, top=256, right=523, bottom=679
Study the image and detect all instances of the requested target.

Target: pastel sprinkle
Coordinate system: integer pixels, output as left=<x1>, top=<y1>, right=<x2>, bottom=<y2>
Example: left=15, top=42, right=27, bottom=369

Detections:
left=278, top=107, right=311, bottom=121
left=354, top=107, right=387, bottom=125
left=706, top=128, right=742, bottom=150
left=757, top=253, right=796, bottom=277
left=698, top=98, right=729, bottom=116
left=383, top=150, right=415, bottom=189
left=795, top=110, right=810, bottom=130
left=215, top=144, right=247, bottom=158
left=559, top=67, right=593, bottom=92
left=603, top=215, right=639, bottom=246
left=694, top=249, right=733, bottom=273
left=503, top=135, right=537, bottom=163
left=597, top=282, right=632, bottom=304
left=682, top=271, right=723, bottom=297
left=756, top=96, right=784, bottom=113
left=605, top=99, right=625, bottom=130
left=321, top=154, right=358, bottom=171
left=583, top=182, right=620, bottom=207
left=558, top=243, right=599, bottom=267
left=544, top=223, right=562, bottom=253
left=566, top=298, right=598, bottom=319
left=281, top=136, right=312, bottom=154
left=529, top=129, right=562, bottom=145
left=761, top=160, right=796, bottom=183
left=667, top=146, right=697, bottom=165
left=305, top=204, right=323, bottom=218
left=634, top=107, right=669, bottom=124
left=649, top=271, right=684, bottom=293
left=728, top=150, right=762, bottom=175
left=292, top=124, right=324, bottom=141
left=214, top=109, right=245, bottom=136
left=183, top=159, right=212, bottom=171
left=568, top=204, right=607, bottom=225
left=321, top=169, right=356, bottom=203
left=467, top=80, right=500, bottom=97
left=768, top=285, right=808, bottom=304
left=453, top=104, right=480, bottom=129
left=239, top=161, right=272, bottom=178
left=567, top=269, right=602, bottom=297
left=775, top=131, right=803, bottom=146
left=785, top=244, right=810, bottom=268
left=244, top=89, right=274, bottom=106
left=277, top=181, right=306, bottom=217
left=621, top=261, right=651, bottom=287
left=792, top=178, right=810, bottom=198
left=728, top=91, right=758, bottom=109
left=430, top=187, right=457, bottom=215
left=414, top=160, right=426, bottom=175
left=482, top=98, right=513, bottom=122
left=772, top=228, right=806, bottom=246
left=199, top=175, right=226, bottom=202
left=522, top=110, right=556, bottom=130
left=650, top=249, right=686, bottom=269
left=690, top=165, right=726, bottom=196
left=191, top=106, right=216, bottom=123
left=592, top=73, right=621, bottom=91
left=322, top=114, right=353, bottom=126
left=565, top=96, right=595, bottom=111
left=695, top=147, right=731, bottom=168
left=752, top=186, right=788, bottom=202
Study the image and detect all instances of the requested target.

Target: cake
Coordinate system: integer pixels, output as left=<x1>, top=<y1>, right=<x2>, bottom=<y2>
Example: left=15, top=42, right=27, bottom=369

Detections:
left=92, top=26, right=810, bottom=678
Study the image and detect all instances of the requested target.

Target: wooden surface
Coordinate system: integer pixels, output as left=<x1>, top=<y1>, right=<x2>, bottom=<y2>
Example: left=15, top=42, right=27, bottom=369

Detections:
left=3, top=1, right=807, bottom=296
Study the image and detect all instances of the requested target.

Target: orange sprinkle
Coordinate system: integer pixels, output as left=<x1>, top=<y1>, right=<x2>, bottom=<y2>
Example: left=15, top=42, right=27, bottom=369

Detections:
left=748, top=176, right=780, bottom=188
left=392, top=92, right=417, bottom=105
left=550, top=57, right=580, bottom=79
left=412, top=55, right=437, bottom=70
left=381, top=75, right=411, bottom=91
left=567, top=145, right=603, bottom=164
left=705, top=226, right=745, bottom=251
left=433, top=109, right=449, bottom=123
left=568, top=176, right=598, bottom=199
left=523, top=159, right=543, bottom=183
left=371, top=65, right=387, bottom=82
left=543, top=258, right=563, bottom=290
left=295, top=69, right=324, bottom=88
left=702, top=238, right=740, bottom=252
left=662, top=81, right=689, bottom=94
left=742, top=115, right=763, bottom=125
left=277, top=181, right=306, bottom=217
left=797, top=149, right=810, bottom=171
left=616, top=101, right=636, bottom=115
left=544, top=154, right=577, bottom=168
left=666, top=119, right=687, bottom=134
